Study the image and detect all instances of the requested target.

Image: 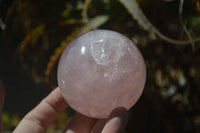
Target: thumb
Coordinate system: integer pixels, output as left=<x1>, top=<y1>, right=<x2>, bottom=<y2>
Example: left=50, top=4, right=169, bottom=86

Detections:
left=102, top=107, right=129, bottom=133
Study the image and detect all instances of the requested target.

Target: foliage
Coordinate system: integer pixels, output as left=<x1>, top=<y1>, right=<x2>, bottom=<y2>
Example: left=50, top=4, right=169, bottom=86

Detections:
left=2, top=112, right=20, bottom=131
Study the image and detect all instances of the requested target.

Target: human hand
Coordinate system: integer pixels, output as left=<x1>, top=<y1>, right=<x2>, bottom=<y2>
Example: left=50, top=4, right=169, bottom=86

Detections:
left=11, top=87, right=128, bottom=133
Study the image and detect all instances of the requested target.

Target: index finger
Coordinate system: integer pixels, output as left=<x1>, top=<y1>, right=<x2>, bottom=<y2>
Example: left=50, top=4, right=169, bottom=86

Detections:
left=13, top=87, right=68, bottom=133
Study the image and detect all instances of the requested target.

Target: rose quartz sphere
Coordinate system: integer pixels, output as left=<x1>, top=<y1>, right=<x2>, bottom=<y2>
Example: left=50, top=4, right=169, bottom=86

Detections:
left=57, top=30, right=146, bottom=118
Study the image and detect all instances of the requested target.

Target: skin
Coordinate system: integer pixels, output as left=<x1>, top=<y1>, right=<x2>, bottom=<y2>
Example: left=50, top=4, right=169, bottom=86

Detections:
left=0, top=84, right=128, bottom=133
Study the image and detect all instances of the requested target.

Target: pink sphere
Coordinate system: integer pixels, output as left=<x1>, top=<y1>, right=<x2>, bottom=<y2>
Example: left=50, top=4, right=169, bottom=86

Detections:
left=57, top=30, right=146, bottom=118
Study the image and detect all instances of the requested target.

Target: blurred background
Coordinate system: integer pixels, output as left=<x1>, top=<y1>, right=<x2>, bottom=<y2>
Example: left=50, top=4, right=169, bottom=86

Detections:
left=0, top=0, right=200, bottom=132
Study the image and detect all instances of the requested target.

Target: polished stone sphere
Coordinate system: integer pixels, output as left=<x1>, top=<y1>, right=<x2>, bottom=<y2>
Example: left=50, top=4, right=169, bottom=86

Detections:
left=57, top=30, right=146, bottom=118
